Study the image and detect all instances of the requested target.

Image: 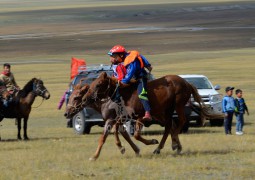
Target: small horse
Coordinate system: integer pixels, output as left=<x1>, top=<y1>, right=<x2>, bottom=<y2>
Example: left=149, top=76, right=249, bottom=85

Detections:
left=65, top=82, right=140, bottom=161
left=0, top=78, right=50, bottom=140
left=79, top=72, right=222, bottom=159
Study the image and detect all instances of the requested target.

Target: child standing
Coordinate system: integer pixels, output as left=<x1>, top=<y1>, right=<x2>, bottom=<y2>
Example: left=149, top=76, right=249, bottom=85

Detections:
left=235, top=89, right=249, bottom=135
left=222, top=86, right=236, bottom=135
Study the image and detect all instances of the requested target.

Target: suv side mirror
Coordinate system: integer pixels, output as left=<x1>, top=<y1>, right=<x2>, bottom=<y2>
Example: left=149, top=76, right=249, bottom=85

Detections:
left=214, top=85, right=221, bottom=90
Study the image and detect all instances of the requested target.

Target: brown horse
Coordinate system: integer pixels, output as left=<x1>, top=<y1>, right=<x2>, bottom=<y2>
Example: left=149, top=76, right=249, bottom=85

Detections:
left=79, top=72, right=222, bottom=159
left=65, top=82, right=140, bottom=160
left=0, top=86, right=11, bottom=120
left=0, top=78, right=50, bottom=140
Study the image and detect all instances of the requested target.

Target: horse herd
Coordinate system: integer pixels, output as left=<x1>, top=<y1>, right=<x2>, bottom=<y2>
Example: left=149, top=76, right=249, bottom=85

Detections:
left=0, top=74, right=221, bottom=160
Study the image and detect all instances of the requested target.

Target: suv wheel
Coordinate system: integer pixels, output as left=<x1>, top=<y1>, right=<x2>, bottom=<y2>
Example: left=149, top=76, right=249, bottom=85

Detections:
left=210, top=119, right=224, bottom=126
left=72, top=112, right=91, bottom=134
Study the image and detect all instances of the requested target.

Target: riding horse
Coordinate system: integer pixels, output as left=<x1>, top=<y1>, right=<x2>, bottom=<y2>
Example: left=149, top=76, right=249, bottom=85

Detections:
left=0, top=78, right=50, bottom=140
left=78, top=72, right=222, bottom=160
left=65, top=82, right=140, bottom=160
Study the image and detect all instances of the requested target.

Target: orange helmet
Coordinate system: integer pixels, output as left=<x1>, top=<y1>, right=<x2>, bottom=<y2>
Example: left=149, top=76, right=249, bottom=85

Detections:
left=108, top=45, right=126, bottom=56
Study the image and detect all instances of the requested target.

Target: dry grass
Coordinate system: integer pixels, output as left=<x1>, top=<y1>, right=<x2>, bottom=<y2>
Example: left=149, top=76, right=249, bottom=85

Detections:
left=0, top=49, right=254, bottom=179
left=0, top=0, right=255, bottom=179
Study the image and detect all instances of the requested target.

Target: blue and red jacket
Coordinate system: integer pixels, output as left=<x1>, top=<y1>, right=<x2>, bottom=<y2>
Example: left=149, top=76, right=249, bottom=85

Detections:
left=112, top=63, right=127, bottom=80
left=121, top=51, right=151, bottom=84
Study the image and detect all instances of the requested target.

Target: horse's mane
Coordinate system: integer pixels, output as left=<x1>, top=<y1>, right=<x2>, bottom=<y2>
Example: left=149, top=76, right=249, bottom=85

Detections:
left=19, top=78, right=37, bottom=98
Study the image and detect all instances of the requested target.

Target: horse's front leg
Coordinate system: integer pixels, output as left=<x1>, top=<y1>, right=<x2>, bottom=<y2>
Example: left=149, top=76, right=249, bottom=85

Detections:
left=114, top=122, right=125, bottom=154
left=134, top=118, right=159, bottom=145
left=23, top=117, right=29, bottom=140
left=16, top=118, right=22, bottom=140
left=118, top=123, right=140, bottom=156
left=89, top=119, right=116, bottom=161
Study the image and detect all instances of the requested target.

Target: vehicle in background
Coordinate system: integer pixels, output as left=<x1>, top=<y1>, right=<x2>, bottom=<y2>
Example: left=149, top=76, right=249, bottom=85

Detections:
left=66, top=64, right=113, bottom=134
left=178, top=75, right=223, bottom=132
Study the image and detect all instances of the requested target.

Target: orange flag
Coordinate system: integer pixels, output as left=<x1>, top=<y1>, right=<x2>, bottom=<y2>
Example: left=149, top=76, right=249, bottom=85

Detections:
left=71, top=57, right=86, bottom=80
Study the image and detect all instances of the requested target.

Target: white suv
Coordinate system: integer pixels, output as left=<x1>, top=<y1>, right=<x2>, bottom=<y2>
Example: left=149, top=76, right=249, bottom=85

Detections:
left=179, top=75, right=223, bottom=131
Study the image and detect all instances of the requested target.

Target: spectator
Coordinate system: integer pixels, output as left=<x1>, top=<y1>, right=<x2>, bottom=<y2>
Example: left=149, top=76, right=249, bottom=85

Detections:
left=222, top=86, right=236, bottom=135
left=58, top=85, right=71, bottom=127
left=235, top=89, right=249, bottom=135
left=58, top=89, right=69, bottom=110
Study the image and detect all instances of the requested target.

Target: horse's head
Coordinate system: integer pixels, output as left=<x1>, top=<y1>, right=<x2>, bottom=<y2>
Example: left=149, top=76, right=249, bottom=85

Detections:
left=32, top=78, right=50, bottom=100
left=64, top=84, right=90, bottom=119
left=81, top=72, right=114, bottom=106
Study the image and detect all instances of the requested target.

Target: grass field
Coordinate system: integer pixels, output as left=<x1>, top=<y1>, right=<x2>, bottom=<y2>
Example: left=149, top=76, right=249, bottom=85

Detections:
left=0, top=0, right=255, bottom=179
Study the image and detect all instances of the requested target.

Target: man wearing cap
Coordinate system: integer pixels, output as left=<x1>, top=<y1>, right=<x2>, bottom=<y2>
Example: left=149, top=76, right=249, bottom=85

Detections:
left=222, top=86, right=236, bottom=135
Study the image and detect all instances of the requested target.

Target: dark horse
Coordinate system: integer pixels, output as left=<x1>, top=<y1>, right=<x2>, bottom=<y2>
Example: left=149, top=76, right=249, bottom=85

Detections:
left=66, top=72, right=222, bottom=160
left=0, top=78, right=50, bottom=140
left=65, top=82, right=140, bottom=161
left=79, top=73, right=221, bottom=158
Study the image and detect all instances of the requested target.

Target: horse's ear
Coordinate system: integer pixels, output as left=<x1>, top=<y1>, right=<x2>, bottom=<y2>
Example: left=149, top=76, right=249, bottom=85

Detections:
left=31, top=78, right=37, bottom=83
left=79, top=78, right=87, bottom=85
left=72, top=84, right=75, bottom=89
left=99, top=72, right=108, bottom=79
left=81, top=84, right=89, bottom=93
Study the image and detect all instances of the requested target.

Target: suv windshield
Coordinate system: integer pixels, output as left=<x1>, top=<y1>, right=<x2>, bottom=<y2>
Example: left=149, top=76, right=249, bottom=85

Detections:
left=184, top=77, right=212, bottom=89
left=70, top=64, right=113, bottom=91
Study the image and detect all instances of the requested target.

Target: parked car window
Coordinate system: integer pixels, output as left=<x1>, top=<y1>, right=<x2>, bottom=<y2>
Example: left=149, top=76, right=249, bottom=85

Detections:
left=184, top=77, right=212, bottom=89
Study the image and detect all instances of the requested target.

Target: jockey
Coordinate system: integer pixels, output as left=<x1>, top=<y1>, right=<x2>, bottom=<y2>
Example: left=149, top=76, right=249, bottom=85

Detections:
left=108, top=45, right=153, bottom=120
left=110, top=51, right=127, bottom=103
left=0, top=63, right=20, bottom=107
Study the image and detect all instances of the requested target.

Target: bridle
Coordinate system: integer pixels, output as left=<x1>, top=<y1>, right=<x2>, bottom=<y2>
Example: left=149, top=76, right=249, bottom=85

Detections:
left=32, top=82, right=47, bottom=98
left=84, top=77, right=119, bottom=104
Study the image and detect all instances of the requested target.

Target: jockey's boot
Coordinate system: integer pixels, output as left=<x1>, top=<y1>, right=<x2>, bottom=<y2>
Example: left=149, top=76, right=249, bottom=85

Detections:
left=143, top=111, right=152, bottom=121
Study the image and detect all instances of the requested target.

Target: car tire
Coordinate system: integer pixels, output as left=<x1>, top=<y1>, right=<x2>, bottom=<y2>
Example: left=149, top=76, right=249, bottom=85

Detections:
left=210, top=119, right=224, bottom=126
left=72, top=111, right=91, bottom=135
left=125, top=120, right=135, bottom=136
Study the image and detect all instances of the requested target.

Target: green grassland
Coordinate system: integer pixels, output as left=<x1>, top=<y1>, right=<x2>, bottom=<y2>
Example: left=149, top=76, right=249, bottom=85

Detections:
left=0, top=0, right=255, bottom=179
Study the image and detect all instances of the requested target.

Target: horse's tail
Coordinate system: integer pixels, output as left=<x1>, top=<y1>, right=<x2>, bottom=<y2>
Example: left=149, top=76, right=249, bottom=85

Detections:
left=189, top=84, right=224, bottom=126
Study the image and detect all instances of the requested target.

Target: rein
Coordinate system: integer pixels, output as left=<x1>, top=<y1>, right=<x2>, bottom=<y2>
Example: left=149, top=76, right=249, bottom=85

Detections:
left=32, top=98, right=44, bottom=108
left=94, top=77, right=119, bottom=104
left=31, top=82, right=47, bottom=108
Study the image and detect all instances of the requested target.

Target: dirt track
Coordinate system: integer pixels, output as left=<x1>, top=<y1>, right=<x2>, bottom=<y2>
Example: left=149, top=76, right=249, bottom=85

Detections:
left=1, top=1, right=255, bottom=58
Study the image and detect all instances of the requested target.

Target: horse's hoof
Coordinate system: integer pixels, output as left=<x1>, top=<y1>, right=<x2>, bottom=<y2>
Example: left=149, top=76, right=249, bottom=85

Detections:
left=135, top=153, right=141, bottom=157
left=172, top=143, right=178, bottom=151
left=177, top=147, right=182, bottom=154
left=120, top=147, right=125, bottom=154
left=151, top=139, right=159, bottom=144
left=17, top=137, right=22, bottom=141
left=24, top=137, right=30, bottom=141
left=153, top=148, right=160, bottom=154
left=89, top=157, right=97, bottom=161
